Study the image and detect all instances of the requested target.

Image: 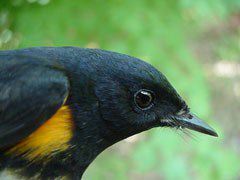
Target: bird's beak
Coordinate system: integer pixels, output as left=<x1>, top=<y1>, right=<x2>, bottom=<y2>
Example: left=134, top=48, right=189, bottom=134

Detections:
left=173, top=113, right=218, bottom=137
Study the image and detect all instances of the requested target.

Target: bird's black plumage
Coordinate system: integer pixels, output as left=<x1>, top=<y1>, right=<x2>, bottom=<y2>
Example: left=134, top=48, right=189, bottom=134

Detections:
left=0, top=47, right=217, bottom=180
left=0, top=58, right=69, bottom=148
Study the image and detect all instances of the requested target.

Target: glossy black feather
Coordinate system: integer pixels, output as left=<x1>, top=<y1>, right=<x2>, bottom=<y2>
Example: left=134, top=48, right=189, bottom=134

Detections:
left=0, top=56, right=69, bottom=148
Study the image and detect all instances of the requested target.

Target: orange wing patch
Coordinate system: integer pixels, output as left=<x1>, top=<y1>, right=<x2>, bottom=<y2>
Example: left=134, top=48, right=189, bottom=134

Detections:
left=8, top=106, right=74, bottom=161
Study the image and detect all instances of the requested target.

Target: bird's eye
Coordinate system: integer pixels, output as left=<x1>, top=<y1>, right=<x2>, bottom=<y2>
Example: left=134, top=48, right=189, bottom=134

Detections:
left=134, top=89, right=154, bottom=110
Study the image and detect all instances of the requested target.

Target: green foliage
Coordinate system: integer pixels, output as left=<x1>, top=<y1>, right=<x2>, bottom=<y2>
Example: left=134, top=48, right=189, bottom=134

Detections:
left=0, top=0, right=239, bottom=179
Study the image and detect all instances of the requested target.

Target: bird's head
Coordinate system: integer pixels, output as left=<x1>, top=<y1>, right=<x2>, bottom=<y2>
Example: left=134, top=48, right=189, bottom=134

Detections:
left=90, top=50, right=218, bottom=142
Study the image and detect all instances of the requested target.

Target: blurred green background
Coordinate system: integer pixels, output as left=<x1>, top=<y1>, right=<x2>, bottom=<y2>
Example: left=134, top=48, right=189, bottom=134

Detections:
left=0, top=0, right=240, bottom=179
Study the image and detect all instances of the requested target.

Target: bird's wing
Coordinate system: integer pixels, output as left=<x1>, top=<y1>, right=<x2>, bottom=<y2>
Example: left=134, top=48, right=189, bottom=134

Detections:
left=0, top=58, right=69, bottom=148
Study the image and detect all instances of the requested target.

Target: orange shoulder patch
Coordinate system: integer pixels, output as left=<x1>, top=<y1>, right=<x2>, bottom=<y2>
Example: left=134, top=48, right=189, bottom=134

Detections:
left=8, top=106, right=74, bottom=161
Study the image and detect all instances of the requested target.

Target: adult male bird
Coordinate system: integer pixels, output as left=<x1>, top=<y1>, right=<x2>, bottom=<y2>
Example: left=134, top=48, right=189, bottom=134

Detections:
left=0, top=47, right=217, bottom=179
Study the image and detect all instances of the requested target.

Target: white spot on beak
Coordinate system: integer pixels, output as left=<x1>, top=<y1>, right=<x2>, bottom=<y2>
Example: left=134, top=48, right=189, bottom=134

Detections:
left=176, top=109, right=186, bottom=116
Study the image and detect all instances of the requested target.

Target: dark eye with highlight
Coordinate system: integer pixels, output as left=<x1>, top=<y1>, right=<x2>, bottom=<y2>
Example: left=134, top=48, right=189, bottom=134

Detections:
left=134, top=89, right=155, bottom=110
